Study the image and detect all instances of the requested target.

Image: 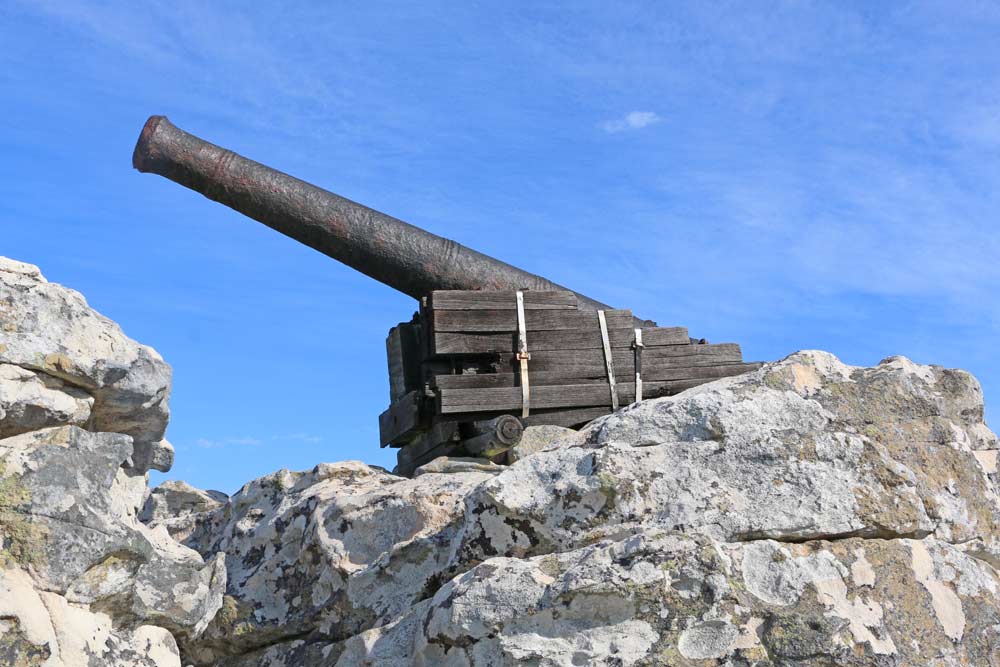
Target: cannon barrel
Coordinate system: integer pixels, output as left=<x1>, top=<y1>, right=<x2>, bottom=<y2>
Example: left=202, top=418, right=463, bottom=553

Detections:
left=132, top=116, right=621, bottom=313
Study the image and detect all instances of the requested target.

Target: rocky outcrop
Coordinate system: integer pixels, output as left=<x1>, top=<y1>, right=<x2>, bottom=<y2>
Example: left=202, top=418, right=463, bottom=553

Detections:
left=324, top=532, right=999, bottom=667
left=140, top=480, right=229, bottom=548
left=507, top=424, right=576, bottom=462
left=172, top=461, right=493, bottom=664
left=0, top=258, right=223, bottom=666
left=160, top=350, right=1000, bottom=666
left=5, top=257, right=1000, bottom=666
left=458, top=352, right=1000, bottom=562
left=0, top=257, right=173, bottom=473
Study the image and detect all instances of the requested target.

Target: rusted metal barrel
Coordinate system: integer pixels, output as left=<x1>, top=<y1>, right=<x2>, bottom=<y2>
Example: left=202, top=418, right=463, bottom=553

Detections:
left=132, top=116, right=618, bottom=312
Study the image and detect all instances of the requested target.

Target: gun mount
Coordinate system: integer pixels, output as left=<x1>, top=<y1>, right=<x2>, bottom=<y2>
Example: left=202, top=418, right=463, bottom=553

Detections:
left=134, top=116, right=759, bottom=475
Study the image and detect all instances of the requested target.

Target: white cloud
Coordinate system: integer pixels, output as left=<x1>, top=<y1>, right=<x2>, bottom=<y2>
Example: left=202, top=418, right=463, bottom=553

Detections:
left=602, top=111, right=663, bottom=133
left=191, top=433, right=323, bottom=449
left=272, top=433, right=324, bottom=444
left=194, top=436, right=262, bottom=449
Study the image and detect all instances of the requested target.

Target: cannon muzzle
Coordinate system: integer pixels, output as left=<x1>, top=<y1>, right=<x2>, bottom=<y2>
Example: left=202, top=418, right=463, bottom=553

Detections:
left=133, top=116, right=621, bottom=313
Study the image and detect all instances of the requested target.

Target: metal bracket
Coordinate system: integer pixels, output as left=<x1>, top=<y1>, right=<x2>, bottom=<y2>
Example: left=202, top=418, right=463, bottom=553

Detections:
left=516, top=290, right=531, bottom=417
left=598, top=310, right=619, bottom=411
left=633, top=328, right=644, bottom=404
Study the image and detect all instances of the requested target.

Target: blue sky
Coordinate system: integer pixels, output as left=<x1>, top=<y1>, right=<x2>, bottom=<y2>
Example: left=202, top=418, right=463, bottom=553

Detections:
left=3, top=2, right=999, bottom=493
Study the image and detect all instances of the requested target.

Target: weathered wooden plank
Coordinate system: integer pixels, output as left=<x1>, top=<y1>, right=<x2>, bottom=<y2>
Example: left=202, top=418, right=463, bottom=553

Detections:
left=431, top=344, right=743, bottom=385
left=378, top=391, right=423, bottom=447
left=505, top=343, right=742, bottom=378
left=438, top=406, right=615, bottom=429
left=640, top=327, right=693, bottom=347
left=434, top=372, right=609, bottom=389
left=438, top=363, right=761, bottom=413
left=524, top=407, right=612, bottom=428
left=430, top=290, right=578, bottom=310
left=432, top=308, right=634, bottom=333
left=432, top=326, right=689, bottom=355
left=386, top=327, right=406, bottom=402
left=429, top=344, right=742, bottom=385
left=386, top=321, right=423, bottom=402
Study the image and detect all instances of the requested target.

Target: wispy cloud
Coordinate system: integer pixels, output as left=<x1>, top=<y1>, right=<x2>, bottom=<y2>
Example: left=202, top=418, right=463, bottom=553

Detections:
left=194, top=436, right=263, bottom=449
left=273, top=433, right=324, bottom=444
left=192, top=433, right=324, bottom=449
left=602, top=111, right=662, bottom=133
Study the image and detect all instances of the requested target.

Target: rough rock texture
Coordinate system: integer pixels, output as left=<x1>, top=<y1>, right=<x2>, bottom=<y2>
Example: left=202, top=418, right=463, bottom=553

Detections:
left=458, top=352, right=1000, bottom=562
left=170, top=351, right=1000, bottom=666
left=320, top=532, right=1000, bottom=667
left=413, top=456, right=505, bottom=476
left=0, top=567, right=189, bottom=667
left=0, top=257, right=173, bottom=473
left=176, top=462, right=493, bottom=664
left=5, top=258, right=1000, bottom=666
left=0, top=426, right=226, bottom=665
left=507, top=424, right=576, bottom=462
left=0, top=259, right=223, bottom=666
left=141, top=480, right=229, bottom=546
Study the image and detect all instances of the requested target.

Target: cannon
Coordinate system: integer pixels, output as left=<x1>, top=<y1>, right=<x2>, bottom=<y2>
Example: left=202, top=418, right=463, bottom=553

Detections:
left=134, top=116, right=760, bottom=474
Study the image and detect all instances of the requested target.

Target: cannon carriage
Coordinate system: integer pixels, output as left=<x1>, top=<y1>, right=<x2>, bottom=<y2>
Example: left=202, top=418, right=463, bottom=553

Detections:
left=133, top=116, right=760, bottom=474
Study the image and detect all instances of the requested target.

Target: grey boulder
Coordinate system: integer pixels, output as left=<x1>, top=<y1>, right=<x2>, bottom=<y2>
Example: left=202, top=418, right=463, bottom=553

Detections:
left=0, top=257, right=173, bottom=472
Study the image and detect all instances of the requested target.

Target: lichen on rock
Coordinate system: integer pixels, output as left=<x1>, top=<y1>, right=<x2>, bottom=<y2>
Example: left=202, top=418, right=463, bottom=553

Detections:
left=0, top=460, right=45, bottom=569
left=0, top=257, right=173, bottom=473
left=4, top=257, right=1000, bottom=666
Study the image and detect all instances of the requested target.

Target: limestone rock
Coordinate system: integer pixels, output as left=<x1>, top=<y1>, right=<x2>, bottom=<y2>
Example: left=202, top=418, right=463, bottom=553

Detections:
left=0, top=363, right=93, bottom=438
left=333, top=532, right=1000, bottom=666
left=0, top=426, right=225, bottom=644
left=0, top=259, right=218, bottom=665
left=507, top=424, right=578, bottom=462
left=141, top=480, right=229, bottom=547
left=458, top=351, right=1000, bottom=562
left=0, top=257, right=172, bottom=472
left=6, top=257, right=1000, bottom=667
left=413, top=456, right=505, bottom=476
left=178, top=461, right=493, bottom=665
left=0, top=567, right=186, bottom=666
left=179, top=351, right=1000, bottom=666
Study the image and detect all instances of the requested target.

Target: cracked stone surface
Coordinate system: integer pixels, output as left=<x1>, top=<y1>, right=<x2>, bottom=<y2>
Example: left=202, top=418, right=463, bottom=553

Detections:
left=0, top=257, right=173, bottom=473
left=166, top=351, right=1000, bottom=666
left=0, top=426, right=225, bottom=665
left=457, top=352, right=1000, bottom=565
left=0, top=258, right=220, bottom=666
left=173, top=461, right=493, bottom=665
left=4, top=257, right=1000, bottom=666
left=141, top=480, right=230, bottom=548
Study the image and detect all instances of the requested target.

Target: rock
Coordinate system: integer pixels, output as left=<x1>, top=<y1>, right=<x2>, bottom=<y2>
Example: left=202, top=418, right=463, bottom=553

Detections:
left=334, top=532, right=1000, bottom=666
left=0, top=259, right=220, bottom=666
left=413, top=456, right=505, bottom=476
left=178, top=461, right=494, bottom=665
left=0, top=257, right=172, bottom=472
left=0, top=363, right=93, bottom=438
left=0, top=426, right=225, bottom=647
left=507, top=425, right=578, bottom=462
left=209, top=531, right=1000, bottom=666
left=5, top=257, right=1000, bottom=667
left=141, top=480, right=229, bottom=547
left=181, top=351, right=1000, bottom=666
left=0, top=567, right=186, bottom=666
left=457, top=351, right=1000, bottom=562
left=132, top=438, right=176, bottom=474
